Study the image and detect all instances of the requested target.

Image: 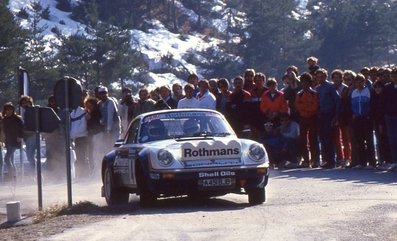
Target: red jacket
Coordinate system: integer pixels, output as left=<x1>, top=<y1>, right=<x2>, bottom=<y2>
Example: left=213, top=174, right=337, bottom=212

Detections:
left=295, top=88, right=319, bottom=118
left=260, top=90, right=288, bottom=114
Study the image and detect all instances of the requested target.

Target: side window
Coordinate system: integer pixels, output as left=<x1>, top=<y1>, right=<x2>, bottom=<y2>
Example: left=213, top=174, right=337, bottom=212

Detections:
left=126, top=120, right=140, bottom=144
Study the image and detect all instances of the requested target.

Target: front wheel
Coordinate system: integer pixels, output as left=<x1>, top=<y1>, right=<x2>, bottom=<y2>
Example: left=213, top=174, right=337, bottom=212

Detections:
left=247, top=188, right=265, bottom=205
left=103, top=166, right=129, bottom=206
left=136, top=166, right=156, bottom=208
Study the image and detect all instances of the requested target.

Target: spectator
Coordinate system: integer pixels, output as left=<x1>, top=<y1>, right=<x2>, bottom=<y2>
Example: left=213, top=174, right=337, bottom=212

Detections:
left=150, top=87, right=161, bottom=102
left=133, top=88, right=156, bottom=118
left=84, top=97, right=103, bottom=176
left=295, top=72, right=320, bottom=168
left=383, top=67, right=397, bottom=171
left=97, top=86, right=121, bottom=150
left=177, top=83, right=200, bottom=109
left=343, top=70, right=357, bottom=96
left=350, top=74, right=375, bottom=168
left=243, top=69, right=256, bottom=93
left=281, top=71, right=301, bottom=122
left=2, top=102, right=23, bottom=181
left=368, top=66, right=379, bottom=84
left=216, top=78, right=231, bottom=115
left=155, top=85, right=178, bottom=110
left=70, top=104, right=89, bottom=179
left=118, top=87, right=136, bottom=136
left=208, top=78, right=221, bottom=99
left=250, top=72, right=268, bottom=140
left=172, top=83, right=185, bottom=102
left=227, top=76, right=251, bottom=135
left=370, top=80, right=391, bottom=170
left=19, top=95, right=36, bottom=175
left=306, top=56, right=320, bottom=76
left=260, top=121, right=283, bottom=169
left=331, top=69, right=352, bottom=167
left=43, top=96, right=66, bottom=179
left=360, top=67, right=373, bottom=88
left=378, top=68, right=391, bottom=85
left=260, top=78, right=289, bottom=125
left=314, top=68, right=341, bottom=169
left=286, top=65, right=299, bottom=76
left=276, top=113, right=300, bottom=168
left=196, top=79, right=217, bottom=110
left=186, top=73, right=199, bottom=96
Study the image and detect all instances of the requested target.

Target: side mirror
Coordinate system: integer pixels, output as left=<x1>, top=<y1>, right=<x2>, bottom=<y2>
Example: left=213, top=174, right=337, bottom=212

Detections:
left=114, top=139, right=124, bottom=148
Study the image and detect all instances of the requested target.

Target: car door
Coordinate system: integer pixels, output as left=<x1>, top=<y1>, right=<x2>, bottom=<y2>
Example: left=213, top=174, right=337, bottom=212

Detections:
left=121, top=119, right=141, bottom=187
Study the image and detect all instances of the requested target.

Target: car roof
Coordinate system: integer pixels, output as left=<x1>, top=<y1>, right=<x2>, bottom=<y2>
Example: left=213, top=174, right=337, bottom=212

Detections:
left=135, top=108, right=222, bottom=120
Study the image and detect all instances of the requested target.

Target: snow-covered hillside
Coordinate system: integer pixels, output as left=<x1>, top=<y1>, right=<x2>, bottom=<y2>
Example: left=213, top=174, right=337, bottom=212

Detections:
left=8, top=0, right=231, bottom=89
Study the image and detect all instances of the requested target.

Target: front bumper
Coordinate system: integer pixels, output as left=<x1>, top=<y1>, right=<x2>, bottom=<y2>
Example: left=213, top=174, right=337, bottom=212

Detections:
left=143, top=167, right=269, bottom=197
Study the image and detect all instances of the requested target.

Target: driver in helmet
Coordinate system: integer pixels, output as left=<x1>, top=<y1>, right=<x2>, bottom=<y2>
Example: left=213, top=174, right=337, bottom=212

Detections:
left=183, top=118, right=200, bottom=136
left=148, top=119, right=167, bottom=141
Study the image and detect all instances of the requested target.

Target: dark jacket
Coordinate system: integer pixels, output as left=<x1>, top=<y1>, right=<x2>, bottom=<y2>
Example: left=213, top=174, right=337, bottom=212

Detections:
left=383, top=83, right=397, bottom=116
left=3, top=114, right=23, bottom=147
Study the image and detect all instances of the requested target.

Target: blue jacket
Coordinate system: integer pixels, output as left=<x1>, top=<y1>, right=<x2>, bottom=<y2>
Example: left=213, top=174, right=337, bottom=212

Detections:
left=315, top=81, right=341, bottom=114
left=351, top=87, right=371, bottom=116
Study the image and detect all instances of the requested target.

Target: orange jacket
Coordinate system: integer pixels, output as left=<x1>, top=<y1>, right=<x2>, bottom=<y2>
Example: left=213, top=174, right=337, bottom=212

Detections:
left=260, top=90, right=289, bottom=114
left=295, top=88, right=319, bottom=118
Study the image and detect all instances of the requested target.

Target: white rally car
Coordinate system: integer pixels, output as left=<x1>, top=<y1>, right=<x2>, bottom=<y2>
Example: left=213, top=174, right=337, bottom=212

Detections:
left=101, top=109, right=269, bottom=207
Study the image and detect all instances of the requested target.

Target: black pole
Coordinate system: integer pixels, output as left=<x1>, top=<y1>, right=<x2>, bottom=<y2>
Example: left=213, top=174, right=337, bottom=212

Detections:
left=35, top=106, right=43, bottom=210
left=65, top=79, right=73, bottom=208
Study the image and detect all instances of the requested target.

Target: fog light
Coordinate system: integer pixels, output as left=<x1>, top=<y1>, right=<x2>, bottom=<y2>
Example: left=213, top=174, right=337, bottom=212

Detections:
left=162, top=173, right=175, bottom=179
left=257, top=168, right=267, bottom=174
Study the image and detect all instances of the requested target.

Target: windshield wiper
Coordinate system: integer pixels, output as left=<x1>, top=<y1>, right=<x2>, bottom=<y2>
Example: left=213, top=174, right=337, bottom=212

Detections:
left=212, top=132, right=232, bottom=137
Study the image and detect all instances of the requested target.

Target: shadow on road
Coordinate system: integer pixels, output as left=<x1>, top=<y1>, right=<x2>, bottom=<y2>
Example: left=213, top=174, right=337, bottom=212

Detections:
left=57, top=195, right=249, bottom=217
left=270, top=168, right=397, bottom=185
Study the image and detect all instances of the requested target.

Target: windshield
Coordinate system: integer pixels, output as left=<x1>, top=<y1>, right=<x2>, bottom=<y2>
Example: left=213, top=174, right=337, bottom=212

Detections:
left=138, top=111, right=235, bottom=143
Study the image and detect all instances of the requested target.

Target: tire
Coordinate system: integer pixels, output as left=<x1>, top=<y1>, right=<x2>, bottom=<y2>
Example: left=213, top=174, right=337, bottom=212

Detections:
left=248, top=188, right=265, bottom=205
left=103, top=166, right=129, bottom=206
left=137, top=167, right=156, bottom=208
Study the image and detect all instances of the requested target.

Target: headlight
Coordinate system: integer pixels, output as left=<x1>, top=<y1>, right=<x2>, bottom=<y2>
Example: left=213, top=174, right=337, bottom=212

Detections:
left=248, top=144, right=265, bottom=161
left=157, top=149, right=174, bottom=166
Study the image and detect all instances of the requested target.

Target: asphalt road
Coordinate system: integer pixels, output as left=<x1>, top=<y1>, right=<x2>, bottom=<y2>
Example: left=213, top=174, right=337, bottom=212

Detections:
left=1, top=168, right=397, bottom=241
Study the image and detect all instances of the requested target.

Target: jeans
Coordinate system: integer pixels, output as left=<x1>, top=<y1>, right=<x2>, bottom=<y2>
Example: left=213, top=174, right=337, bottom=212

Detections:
left=24, top=133, right=36, bottom=172
left=74, top=136, right=89, bottom=178
left=4, top=146, right=17, bottom=178
left=318, top=113, right=336, bottom=165
left=351, top=116, right=375, bottom=166
left=385, top=115, right=397, bottom=164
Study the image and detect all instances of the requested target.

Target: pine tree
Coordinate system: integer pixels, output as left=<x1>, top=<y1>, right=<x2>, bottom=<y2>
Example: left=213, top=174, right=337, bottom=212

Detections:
left=18, top=1, right=59, bottom=102
left=242, top=0, right=317, bottom=77
left=0, top=1, right=26, bottom=104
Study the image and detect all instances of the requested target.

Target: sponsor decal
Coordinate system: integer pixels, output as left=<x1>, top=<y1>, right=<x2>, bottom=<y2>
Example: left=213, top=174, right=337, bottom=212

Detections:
left=114, top=158, right=129, bottom=166
left=143, top=111, right=218, bottom=123
left=181, top=140, right=241, bottom=161
left=198, top=171, right=236, bottom=178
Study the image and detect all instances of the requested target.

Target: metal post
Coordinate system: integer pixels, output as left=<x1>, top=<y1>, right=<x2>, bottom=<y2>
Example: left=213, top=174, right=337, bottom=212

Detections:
left=64, top=79, right=73, bottom=208
left=0, top=144, right=3, bottom=182
left=35, top=106, right=43, bottom=210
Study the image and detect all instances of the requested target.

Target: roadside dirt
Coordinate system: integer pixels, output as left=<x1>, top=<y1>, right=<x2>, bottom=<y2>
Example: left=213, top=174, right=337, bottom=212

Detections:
left=0, top=202, right=133, bottom=241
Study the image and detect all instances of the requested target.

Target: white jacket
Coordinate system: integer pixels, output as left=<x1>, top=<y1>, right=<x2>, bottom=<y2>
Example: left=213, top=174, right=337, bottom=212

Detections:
left=70, top=107, right=88, bottom=139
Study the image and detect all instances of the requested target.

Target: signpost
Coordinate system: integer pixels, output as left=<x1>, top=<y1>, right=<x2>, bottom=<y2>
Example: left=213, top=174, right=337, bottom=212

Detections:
left=54, top=76, right=83, bottom=208
left=17, top=67, right=30, bottom=179
left=24, top=106, right=61, bottom=210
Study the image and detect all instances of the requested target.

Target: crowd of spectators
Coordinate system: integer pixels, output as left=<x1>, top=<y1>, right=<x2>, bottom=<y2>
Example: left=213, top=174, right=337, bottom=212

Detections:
left=1, top=56, right=397, bottom=183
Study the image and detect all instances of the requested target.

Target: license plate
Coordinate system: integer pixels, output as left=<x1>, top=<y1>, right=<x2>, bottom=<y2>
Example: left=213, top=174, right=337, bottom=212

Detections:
left=199, top=178, right=234, bottom=188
